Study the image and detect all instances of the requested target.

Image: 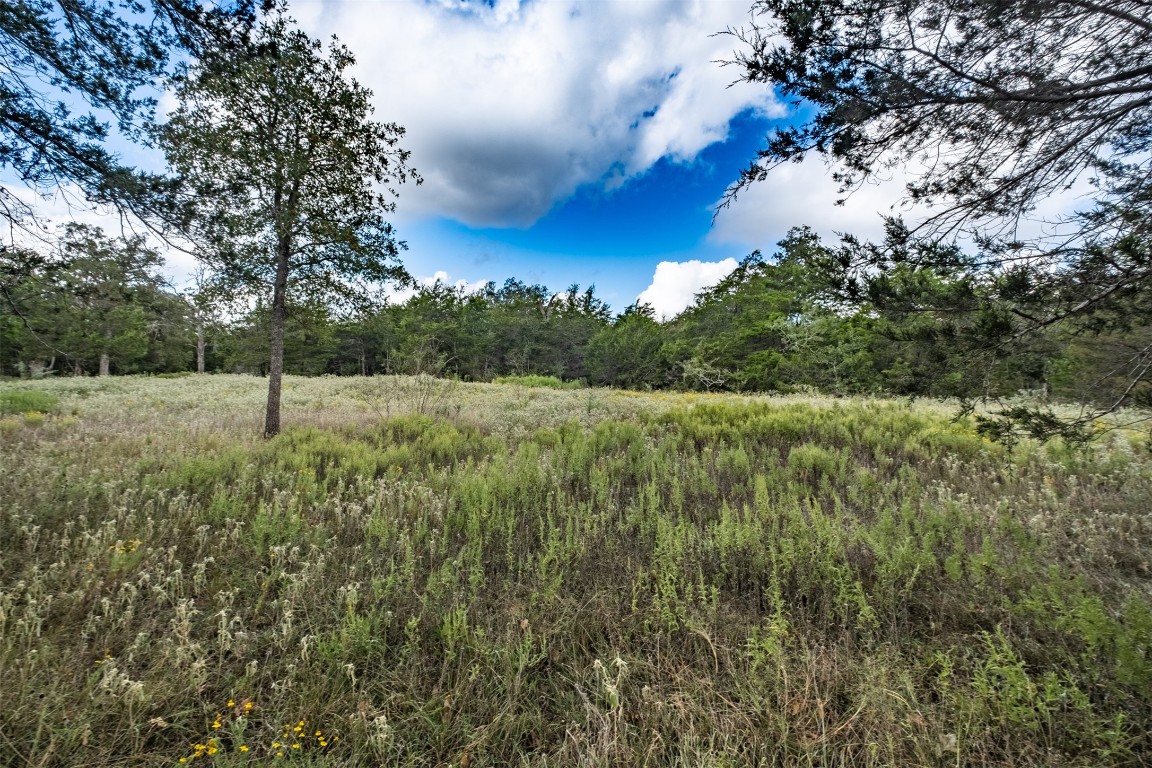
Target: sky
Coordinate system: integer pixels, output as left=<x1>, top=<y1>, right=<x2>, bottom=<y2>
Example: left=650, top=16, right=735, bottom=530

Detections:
left=283, top=0, right=912, bottom=317
left=7, top=0, right=916, bottom=319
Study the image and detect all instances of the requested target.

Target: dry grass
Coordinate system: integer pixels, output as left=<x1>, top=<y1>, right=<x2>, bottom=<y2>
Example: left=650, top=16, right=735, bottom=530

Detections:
left=1, top=374, right=1150, bottom=767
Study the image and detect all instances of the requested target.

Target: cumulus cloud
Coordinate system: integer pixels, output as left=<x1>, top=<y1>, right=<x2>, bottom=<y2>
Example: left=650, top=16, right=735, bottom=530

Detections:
left=709, top=161, right=911, bottom=251
left=708, top=154, right=1100, bottom=253
left=305, top=0, right=779, bottom=227
left=637, top=257, right=738, bottom=319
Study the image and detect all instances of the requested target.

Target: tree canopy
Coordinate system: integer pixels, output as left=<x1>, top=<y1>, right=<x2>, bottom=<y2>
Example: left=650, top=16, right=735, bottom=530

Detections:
left=158, top=7, right=419, bottom=436
left=1, top=223, right=189, bottom=376
left=728, top=0, right=1152, bottom=438
left=0, top=0, right=256, bottom=231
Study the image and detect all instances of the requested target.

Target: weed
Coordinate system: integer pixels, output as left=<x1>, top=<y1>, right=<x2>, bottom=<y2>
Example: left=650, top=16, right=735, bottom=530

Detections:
left=1, top=375, right=1149, bottom=766
left=493, top=374, right=584, bottom=389
left=0, top=388, right=59, bottom=414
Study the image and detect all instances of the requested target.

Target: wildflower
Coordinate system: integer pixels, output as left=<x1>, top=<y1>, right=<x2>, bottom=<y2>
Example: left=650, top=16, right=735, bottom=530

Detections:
left=243, top=702, right=254, bottom=711
left=239, top=746, right=249, bottom=753
left=227, top=700, right=235, bottom=707
left=272, top=742, right=281, bottom=748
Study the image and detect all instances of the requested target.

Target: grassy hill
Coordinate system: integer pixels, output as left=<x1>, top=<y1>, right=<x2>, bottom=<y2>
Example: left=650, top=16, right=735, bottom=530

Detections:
left=2, top=375, right=1150, bottom=766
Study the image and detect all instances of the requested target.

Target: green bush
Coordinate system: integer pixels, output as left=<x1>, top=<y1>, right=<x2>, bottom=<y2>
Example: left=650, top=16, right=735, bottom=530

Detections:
left=0, top=388, right=59, bottom=415
left=493, top=374, right=584, bottom=389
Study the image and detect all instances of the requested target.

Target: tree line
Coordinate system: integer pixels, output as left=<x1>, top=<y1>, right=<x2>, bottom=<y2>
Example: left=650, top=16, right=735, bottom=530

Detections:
left=4, top=222, right=1133, bottom=421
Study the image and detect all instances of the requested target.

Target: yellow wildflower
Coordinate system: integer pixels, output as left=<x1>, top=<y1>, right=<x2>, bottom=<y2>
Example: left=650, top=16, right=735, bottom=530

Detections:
left=239, top=745, right=249, bottom=753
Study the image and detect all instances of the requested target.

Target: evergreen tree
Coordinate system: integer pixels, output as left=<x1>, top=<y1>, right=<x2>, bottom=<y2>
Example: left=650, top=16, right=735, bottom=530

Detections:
left=0, top=0, right=255, bottom=232
left=158, top=6, right=419, bottom=436
left=729, top=0, right=1152, bottom=437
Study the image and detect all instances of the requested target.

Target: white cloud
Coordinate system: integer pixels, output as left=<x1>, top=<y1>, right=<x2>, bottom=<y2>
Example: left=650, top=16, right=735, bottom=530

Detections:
left=709, top=160, right=911, bottom=250
left=637, top=257, right=738, bottom=319
left=305, top=0, right=778, bottom=227
left=708, top=154, right=1101, bottom=253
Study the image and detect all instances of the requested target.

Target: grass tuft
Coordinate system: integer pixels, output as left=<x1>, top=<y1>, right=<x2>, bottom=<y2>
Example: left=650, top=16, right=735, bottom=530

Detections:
left=1, top=375, right=1149, bottom=766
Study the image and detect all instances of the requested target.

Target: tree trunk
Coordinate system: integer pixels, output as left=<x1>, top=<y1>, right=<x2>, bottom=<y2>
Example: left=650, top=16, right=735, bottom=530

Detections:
left=99, top=329, right=112, bottom=376
left=264, top=237, right=291, bottom=438
left=196, top=323, right=206, bottom=374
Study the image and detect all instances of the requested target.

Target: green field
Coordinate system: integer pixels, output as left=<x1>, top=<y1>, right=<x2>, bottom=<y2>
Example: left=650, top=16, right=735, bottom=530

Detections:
left=1, top=375, right=1150, bottom=766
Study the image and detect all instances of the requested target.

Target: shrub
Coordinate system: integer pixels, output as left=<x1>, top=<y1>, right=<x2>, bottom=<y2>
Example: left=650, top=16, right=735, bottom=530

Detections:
left=493, top=374, right=584, bottom=389
left=0, top=388, right=59, bottom=415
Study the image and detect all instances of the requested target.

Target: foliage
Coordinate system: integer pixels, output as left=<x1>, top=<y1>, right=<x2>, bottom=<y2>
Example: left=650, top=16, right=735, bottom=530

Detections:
left=0, top=0, right=255, bottom=232
left=728, top=0, right=1152, bottom=232
left=492, top=374, right=584, bottom=389
left=158, top=5, right=418, bottom=436
left=1, top=224, right=193, bottom=376
left=2, top=374, right=1150, bottom=765
left=727, top=0, right=1152, bottom=437
left=586, top=303, right=671, bottom=390
left=0, top=387, right=58, bottom=414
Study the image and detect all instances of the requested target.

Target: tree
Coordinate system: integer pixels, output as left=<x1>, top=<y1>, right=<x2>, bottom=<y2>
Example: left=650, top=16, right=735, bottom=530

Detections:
left=728, top=0, right=1152, bottom=437
left=0, top=0, right=255, bottom=234
left=158, top=7, right=419, bottom=437
left=586, top=303, right=671, bottom=389
left=1, top=224, right=189, bottom=375
left=55, top=224, right=170, bottom=375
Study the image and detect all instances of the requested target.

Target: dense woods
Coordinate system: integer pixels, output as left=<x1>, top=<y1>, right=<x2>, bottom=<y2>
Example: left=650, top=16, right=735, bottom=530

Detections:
left=1, top=222, right=1130, bottom=419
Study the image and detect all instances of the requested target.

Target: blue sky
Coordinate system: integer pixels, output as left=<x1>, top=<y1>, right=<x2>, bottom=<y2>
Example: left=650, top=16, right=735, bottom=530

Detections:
left=288, top=0, right=909, bottom=317
left=7, top=0, right=909, bottom=318
left=395, top=107, right=779, bottom=311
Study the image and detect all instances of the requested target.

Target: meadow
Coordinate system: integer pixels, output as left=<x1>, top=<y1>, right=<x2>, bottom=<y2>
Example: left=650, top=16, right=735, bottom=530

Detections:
left=1, top=374, right=1150, bottom=767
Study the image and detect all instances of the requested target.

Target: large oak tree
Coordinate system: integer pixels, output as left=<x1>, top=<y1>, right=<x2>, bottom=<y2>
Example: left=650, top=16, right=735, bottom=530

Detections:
left=158, top=7, right=418, bottom=436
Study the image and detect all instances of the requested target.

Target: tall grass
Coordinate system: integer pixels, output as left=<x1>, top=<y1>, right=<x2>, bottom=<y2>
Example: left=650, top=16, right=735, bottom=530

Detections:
left=1, top=375, right=1149, bottom=766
